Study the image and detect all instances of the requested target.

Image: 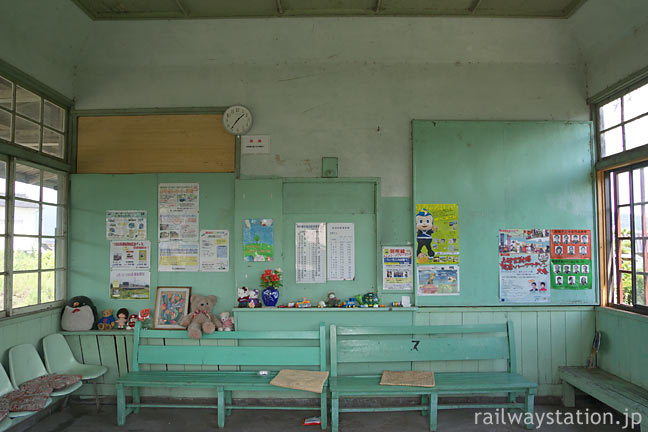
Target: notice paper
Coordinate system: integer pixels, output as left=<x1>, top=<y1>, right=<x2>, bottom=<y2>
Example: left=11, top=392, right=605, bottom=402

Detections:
left=327, top=223, right=355, bottom=281
left=159, top=241, right=199, bottom=272
left=158, top=183, right=199, bottom=242
left=109, top=270, right=150, bottom=300
left=382, top=246, right=413, bottom=291
left=200, top=230, right=229, bottom=272
left=110, top=241, right=150, bottom=270
left=106, top=210, right=147, bottom=240
left=295, top=223, right=326, bottom=283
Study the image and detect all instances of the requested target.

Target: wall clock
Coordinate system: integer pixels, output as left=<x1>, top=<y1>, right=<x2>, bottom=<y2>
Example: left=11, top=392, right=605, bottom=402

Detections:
left=222, top=105, right=253, bottom=136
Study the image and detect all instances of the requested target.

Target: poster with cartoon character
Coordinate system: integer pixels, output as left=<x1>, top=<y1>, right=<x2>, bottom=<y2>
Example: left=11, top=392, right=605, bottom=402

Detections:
left=415, top=204, right=459, bottom=265
left=417, top=265, right=459, bottom=295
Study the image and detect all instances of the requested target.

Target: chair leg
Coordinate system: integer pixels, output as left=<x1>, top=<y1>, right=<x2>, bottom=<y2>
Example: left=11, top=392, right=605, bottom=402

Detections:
left=132, top=387, right=140, bottom=414
left=217, top=387, right=225, bottom=428
left=116, top=384, right=126, bottom=426
left=61, top=395, right=70, bottom=410
left=429, top=393, right=438, bottom=432
left=331, top=392, right=339, bottom=432
left=524, top=390, right=535, bottom=430
left=225, top=390, right=232, bottom=416
left=320, top=391, right=328, bottom=430
left=93, top=381, right=100, bottom=412
left=421, top=394, right=429, bottom=416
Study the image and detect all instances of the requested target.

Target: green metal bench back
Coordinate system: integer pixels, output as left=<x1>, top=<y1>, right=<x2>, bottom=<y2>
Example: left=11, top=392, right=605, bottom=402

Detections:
left=330, top=322, right=517, bottom=376
left=132, top=321, right=326, bottom=371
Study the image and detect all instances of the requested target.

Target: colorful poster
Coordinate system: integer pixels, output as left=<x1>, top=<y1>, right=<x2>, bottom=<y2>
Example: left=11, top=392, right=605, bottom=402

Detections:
left=110, top=241, right=150, bottom=269
left=158, top=183, right=199, bottom=242
left=243, top=219, right=274, bottom=262
left=551, top=259, right=592, bottom=290
left=109, top=270, right=150, bottom=300
left=415, top=204, right=459, bottom=265
left=200, top=230, right=229, bottom=272
left=498, top=229, right=550, bottom=303
left=295, top=222, right=326, bottom=283
left=417, top=265, right=459, bottom=295
left=382, top=247, right=413, bottom=291
left=159, top=241, right=199, bottom=272
left=550, top=229, right=591, bottom=260
left=106, top=210, right=147, bottom=240
left=327, top=223, right=355, bottom=281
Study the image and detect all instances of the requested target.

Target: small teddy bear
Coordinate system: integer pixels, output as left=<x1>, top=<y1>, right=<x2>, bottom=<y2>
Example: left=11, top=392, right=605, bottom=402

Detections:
left=97, top=309, right=115, bottom=330
left=218, top=311, right=234, bottom=331
left=325, top=292, right=340, bottom=308
left=180, top=294, right=222, bottom=339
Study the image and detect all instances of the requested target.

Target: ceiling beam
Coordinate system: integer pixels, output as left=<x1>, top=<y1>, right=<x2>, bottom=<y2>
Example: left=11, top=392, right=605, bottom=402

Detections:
left=175, top=0, right=189, bottom=16
left=468, top=0, right=482, bottom=14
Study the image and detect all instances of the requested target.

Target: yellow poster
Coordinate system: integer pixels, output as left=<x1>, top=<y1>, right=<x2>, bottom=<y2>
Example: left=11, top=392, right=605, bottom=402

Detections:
left=415, top=204, right=459, bottom=265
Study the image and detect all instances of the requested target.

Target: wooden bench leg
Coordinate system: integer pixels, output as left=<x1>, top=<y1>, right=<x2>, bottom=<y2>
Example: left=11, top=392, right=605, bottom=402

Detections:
left=524, top=390, right=535, bottom=430
left=225, top=391, right=232, bottom=416
left=132, top=387, right=140, bottom=414
left=217, top=387, right=225, bottom=428
left=320, top=391, right=328, bottom=430
left=116, top=384, right=126, bottom=426
left=562, top=382, right=575, bottom=408
left=507, top=392, right=516, bottom=413
left=331, top=392, right=339, bottom=432
left=429, top=393, right=438, bottom=432
left=421, top=394, right=429, bottom=416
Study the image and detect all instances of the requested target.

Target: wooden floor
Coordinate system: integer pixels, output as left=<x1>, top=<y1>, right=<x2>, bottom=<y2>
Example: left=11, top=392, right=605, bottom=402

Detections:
left=14, top=398, right=640, bottom=432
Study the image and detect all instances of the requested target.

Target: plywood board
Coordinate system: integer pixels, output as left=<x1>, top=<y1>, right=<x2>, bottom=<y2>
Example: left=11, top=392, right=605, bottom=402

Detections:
left=77, top=114, right=234, bottom=173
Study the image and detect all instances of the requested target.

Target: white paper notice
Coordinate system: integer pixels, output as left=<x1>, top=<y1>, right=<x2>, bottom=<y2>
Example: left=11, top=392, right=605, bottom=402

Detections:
left=200, top=230, right=229, bottom=272
left=327, top=223, right=355, bottom=281
left=382, top=246, right=414, bottom=291
left=159, top=241, right=199, bottom=272
left=109, top=270, right=150, bottom=300
left=110, top=241, right=150, bottom=270
left=158, top=183, right=199, bottom=242
left=295, top=223, right=326, bottom=283
left=106, top=210, right=147, bottom=240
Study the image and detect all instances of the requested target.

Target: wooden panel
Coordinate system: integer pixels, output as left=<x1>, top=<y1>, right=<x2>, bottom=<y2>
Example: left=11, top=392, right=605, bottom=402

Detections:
left=337, top=324, right=507, bottom=335
left=138, top=345, right=321, bottom=366
left=77, top=114, right=234, bottom=173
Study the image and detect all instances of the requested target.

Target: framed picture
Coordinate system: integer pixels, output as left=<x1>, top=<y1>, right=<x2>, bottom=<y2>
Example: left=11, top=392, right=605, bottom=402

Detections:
left=153, top=286, right=191, bottom=329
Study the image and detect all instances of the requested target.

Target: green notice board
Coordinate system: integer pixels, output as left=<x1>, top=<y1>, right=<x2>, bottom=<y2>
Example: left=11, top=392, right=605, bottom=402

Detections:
left=412, top=121, right=597, bottom=306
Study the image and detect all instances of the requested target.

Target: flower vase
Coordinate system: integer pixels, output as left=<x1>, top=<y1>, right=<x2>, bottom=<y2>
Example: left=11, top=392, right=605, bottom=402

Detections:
left=262, top=287, right=279, bottom=307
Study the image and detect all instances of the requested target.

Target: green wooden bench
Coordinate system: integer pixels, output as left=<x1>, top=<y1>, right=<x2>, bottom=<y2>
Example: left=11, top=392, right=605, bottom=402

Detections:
left=559, top=366, right=648, bottom=431
left=330, top=322, right=537, bottom=432
left=116, top=321, right=327, bottom=429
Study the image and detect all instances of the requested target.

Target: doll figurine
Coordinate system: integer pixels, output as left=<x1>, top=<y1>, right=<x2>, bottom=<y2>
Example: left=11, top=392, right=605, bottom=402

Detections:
left=116, top=308, right=129, bottom=329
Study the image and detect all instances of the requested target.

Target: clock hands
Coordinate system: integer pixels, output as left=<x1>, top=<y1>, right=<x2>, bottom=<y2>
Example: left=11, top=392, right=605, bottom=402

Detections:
left=231, top=114, right=245, bottom=128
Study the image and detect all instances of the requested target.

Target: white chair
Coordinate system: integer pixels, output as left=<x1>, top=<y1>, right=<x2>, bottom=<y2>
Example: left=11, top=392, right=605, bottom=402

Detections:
left=43, top=333, right=107, bottom=410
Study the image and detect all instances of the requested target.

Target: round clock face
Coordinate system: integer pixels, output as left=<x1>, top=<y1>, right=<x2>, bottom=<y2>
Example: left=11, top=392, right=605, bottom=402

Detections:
left=223, top=105, right=253, bottom=135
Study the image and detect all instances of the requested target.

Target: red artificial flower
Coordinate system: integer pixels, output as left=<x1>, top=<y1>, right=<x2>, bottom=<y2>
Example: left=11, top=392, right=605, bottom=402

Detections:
left=271, top=274, right=279, bottom=281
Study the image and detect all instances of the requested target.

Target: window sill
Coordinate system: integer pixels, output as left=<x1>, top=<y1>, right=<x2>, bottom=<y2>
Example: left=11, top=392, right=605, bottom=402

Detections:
left=0, top=301, right=63, bottom=324
left=596, top=305, right=648, bottom=322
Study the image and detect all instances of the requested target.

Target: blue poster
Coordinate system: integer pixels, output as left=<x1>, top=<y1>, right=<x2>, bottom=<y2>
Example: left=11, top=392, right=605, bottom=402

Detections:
left=243, top=219, right=274, bottom=262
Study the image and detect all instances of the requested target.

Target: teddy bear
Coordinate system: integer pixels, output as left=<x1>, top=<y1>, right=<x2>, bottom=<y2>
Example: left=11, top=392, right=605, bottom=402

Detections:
left=180, top=294, right=221, bottom=339
left=97, top=309, right=115, bottom=330
left=218, top=311, right=234, bottom=331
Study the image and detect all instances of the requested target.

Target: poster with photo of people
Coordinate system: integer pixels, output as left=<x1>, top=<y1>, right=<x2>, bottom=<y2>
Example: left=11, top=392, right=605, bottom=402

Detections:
left=549, top=229, right=592, bottom=290
left=550, top=229, right=591, bottom=260
left=550, top=259, right=592, bottom=290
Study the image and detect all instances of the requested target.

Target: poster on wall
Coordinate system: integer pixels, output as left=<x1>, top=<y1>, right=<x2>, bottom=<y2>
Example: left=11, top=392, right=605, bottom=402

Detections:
left=106, top=210, right=147, bottom=240
left=550, top=229, right=591, bottom=260
left=382, top=247, right=413, bottom=291
left=417, top=264, right=459, bottom=295
left=327, top=223, right=355, bottom=281
left=243, top=219, right=274, bottom=262
left=109, top=270, right=150, bottom=300
left=158, top=183, right=199, bottom=242
left=110, top=241, right=150, bottom=270
left=295, top=222, right=326, bottom=283
left=159, top=241, right=199, bottom=272
left=200, top=230, right=229, bottom=272
left=551, top=259, right=592, bottom=290
left=415, top=204, right=459, bottom=265
left=498, top=229, right=550, bottom=303
left=550, top=229, right=592, bottom=289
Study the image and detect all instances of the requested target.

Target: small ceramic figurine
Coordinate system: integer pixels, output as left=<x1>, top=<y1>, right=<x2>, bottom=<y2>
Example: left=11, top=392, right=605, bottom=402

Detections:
left=237, top=286, right=250, bottom=308
left=126, top=314, right=138, bottom=330
left=218, top=311, right=234, bottom=331
left=325, top=292, right=340, bottom=308
left=116, top=308, right=129, bottom=329
left=249, top=289, right=260, bottom=308
left=97, top=309, right=116, bottom=330
left=317, top=301, right=326, bottom=308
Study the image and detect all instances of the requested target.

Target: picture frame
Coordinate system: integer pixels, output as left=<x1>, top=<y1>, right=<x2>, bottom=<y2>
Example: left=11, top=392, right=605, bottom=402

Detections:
left=153, top=286, right=191, bottom=329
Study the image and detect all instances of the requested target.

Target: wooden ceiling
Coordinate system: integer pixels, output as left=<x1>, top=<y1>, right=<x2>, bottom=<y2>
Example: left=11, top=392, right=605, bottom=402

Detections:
left=71, top=0, right=588, bottom=20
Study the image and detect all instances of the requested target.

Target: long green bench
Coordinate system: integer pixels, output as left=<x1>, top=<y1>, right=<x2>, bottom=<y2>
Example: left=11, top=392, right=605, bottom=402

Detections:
left=329, top=322, right=537, bottom=431
left=116, top=321, right=328, bottom=429
left=559, top=366, right=648, bottom=431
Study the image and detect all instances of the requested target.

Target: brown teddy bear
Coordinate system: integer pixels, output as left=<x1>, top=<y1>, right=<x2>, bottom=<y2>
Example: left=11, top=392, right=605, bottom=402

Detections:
left=179, top=294, right=221, bottom=339
left=97, top=309, right=115, bottom=330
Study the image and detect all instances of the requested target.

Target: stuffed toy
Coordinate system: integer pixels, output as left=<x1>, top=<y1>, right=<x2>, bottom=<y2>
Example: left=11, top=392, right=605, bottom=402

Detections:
left=180, top=294, right=221, bottom=339
left=325, top=291, right=340, bottom=308
left=218, top=311, right=234, bottom=331
left=126, top=314, right=138, bottom=330
left=237, top=286, right=250, bottom=308
left=60, top=296, right=98, bottom=331
left=116, top=308, right=129, bottom=329
left=97, top=309, right=115, bottom=330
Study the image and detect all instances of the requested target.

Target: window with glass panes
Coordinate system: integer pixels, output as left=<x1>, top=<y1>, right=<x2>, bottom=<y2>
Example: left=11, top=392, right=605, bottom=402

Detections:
left=0, top=74, right=66, bottom=159
left=597, top=79, right=648, bottom=313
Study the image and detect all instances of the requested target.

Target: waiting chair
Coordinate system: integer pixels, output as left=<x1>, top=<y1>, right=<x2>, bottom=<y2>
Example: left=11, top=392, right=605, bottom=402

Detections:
left=0, top=362, right=52, bottom=419
left=43, top=333, right=107, bottom=410
left=8, top=344, right=82, bottom=398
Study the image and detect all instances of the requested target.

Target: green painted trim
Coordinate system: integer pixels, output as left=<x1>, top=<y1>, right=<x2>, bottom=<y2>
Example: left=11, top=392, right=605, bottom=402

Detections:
left=588, top=65, right=648, bottom=105
left=232, top=307, right=417, bottom=312
left=282, top=177, right=381, bottom=184
left=596, top=305, right=648, bottom=323
left=507, top=320, right=517, bottom=374
left=0, top=142, right=71, bottom=172
left=0, top=58, right=73, bottom=107
left=596, top=144, right=648, bottom=171
left=61, top=330, right=133, bottom=336
left=71, top=107, right=227, bottom=117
